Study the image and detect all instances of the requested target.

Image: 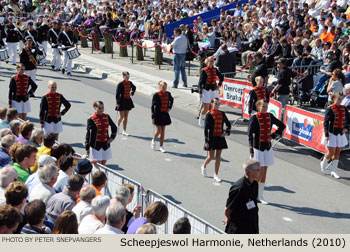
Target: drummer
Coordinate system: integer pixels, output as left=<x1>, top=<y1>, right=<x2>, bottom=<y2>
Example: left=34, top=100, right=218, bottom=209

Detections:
left=58, top=22, right=77, bottom=76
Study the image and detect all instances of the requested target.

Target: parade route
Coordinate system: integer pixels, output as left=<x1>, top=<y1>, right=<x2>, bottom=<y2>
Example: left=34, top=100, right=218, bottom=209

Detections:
left=1, top=61, right=350, bottom=233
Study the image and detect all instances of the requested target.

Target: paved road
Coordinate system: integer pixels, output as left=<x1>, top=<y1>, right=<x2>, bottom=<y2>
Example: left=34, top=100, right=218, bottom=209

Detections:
left=0, top=63, right=349, bottom=234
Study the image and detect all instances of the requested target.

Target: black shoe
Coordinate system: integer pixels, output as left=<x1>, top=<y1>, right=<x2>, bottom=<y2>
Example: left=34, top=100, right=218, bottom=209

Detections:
left=51, top=65, right=55, bottom=70
left=67, top=72, right=72, bottom=76
left=183, top=84, right=188, bottom=88
left=12, top=63, right=16, bottom=66
left=62, top=69, right=65, bottom=74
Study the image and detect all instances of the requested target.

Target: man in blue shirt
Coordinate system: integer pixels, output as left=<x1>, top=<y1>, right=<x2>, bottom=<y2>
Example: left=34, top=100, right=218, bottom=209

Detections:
left=0, top=135, right=16, bottom=168
left=0, top=108, right=18, bottom=131
left=170, top=28, right=188, bottom=88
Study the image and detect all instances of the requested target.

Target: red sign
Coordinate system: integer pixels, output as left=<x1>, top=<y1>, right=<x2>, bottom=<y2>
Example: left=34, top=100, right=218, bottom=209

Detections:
left=283, top=105, right=326, bottom=153
left=219, top=79, right=253, bottom=109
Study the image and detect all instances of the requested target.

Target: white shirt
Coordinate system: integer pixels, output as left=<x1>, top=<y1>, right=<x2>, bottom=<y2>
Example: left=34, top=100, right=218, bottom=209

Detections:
left=171, top=34, right=188, bottom=54
left=54, top=170, right=69, bottom=192
left=30, top=183, right=56, bottom=205
left=72, top=201, right=93, bottom=224
left=0, top=187, right=6, bottom=206
left=94, top=224, right=124, bottom=234
left=25, top=172, right=40, bottom=195
left=78, top=215, right=103, bottom=234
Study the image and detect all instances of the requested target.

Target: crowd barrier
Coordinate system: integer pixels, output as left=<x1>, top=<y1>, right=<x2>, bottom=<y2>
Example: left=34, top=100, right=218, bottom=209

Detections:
left=145, top=189, right=224, bottom=234
left=86, top=163, right=144, bottom=214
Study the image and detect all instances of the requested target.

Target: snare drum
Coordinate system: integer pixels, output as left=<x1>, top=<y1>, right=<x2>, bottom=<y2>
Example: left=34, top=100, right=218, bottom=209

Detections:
left=36, top=48, right=46, bottom=60
left=0, top=48, right=9, bottom=61
left=67, top=47, right=81, bottom=59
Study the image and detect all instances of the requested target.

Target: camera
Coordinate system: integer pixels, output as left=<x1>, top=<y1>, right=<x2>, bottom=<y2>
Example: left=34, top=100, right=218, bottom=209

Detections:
left=191, top=85, right=199, bottom=93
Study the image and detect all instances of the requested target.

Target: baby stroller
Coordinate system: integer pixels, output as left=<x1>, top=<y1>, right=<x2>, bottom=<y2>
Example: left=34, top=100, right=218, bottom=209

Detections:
left=310, top=78, right=328, bottom=108
left=290, top=74, right=314, bottom=106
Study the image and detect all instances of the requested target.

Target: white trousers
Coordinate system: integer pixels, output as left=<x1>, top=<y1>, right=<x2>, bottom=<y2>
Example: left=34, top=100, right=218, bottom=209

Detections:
left=7, top=42, right=18, bottom=64
left=12, top=100, right=31, bottom=113
left=39, top=41, right=48, bottom=64
left=44, top=121, right=63, bottom=134
left=52, top=48, right=61, bottom=69
left=25, top=69, right=36, bottom=83
left=18, top=41, right=24, bottom=53
left=62, top=50, right=72, bottom=73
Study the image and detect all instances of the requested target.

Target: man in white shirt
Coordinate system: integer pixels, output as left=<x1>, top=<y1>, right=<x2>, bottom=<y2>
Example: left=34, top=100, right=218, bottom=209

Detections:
left=54, top=155, right=74, bottom=192
left=30, top=164, right=58, bottom=205
left=170, top=28, right=188, bottom=88
left=26, top=155, right=56, bottom=195
left=72, top=186, right=95, bottom=224
left=0, top=165, right=18, bottom=206
left=94, top=201, right=125, bottom=234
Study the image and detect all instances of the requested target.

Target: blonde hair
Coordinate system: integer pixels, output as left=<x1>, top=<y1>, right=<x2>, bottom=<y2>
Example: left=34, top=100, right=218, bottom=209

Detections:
left=255, top=76, right=264, bottom=84
left=136, top=223, right=157, bottom=234
left=158, top=81, right=167, bottom=89
left=204, top=56, right=214, bottom=65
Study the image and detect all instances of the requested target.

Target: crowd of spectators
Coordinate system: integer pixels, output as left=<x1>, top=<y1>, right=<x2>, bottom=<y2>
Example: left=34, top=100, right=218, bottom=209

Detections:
left=0, top=106, right=193, bottom=234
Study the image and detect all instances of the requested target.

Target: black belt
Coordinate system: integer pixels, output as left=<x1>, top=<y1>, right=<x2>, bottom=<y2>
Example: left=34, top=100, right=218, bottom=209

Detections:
left=204, top=84, right=217, bottom=91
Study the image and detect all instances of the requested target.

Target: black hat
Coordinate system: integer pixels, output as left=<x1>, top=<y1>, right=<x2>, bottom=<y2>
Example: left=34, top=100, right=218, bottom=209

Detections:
left=27, top=21, right=34, bottom=26
left=25, top=36, right=33, bottom=41
left=276, top=57, right=287, bottom=64
left=75, top=159, right=93, bottom=175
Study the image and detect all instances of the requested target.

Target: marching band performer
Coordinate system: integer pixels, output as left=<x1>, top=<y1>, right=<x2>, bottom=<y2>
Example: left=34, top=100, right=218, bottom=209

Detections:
left=20, top=37, right=41, bottom=82
left=39, top=80, right=71, bottom=141
left=5, top=16, right=20, bottom=65
left=115, top=71, right=136, bottom=136
left=37, top=17, right=50, bottom=65
left=85, top=101, right=117, bottom=166
left=8, top=64, right=37, bottom=121
left=58, top=23, right=77, bottom=76
left=201, top=98, right=231, bottom=183
left=248, top=76, right=269, bottom=117
left=23, top=21, right=38, bottom=46
left=48, top=20, right=62, bottom=71
left=198, top=56, right=224, bottom=127
left=248, top=99, right=285, bottom=204
left=151, top=81, right=174, bottom=153
left=321, top=93, right=350, bottom=179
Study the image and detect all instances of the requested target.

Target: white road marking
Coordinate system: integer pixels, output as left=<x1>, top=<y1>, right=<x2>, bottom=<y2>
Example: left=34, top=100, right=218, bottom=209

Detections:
left=283, top=217, right=293, bottom=222
left=164, top=158, right=172, bottom=162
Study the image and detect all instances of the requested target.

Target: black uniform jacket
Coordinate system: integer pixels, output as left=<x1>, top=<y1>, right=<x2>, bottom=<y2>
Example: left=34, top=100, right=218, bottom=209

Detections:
left=8, top=74, right=37, bottom=105
left=115, top=81, right=136, bottom=105
left=198, top=67, right=224, bottom=93
left=324, top=105, right=350, bottom=137
left=204, top=111, right=231, bottom=140
left=85, top=114, right=117, bottom=151
left=58, top=30, right=77, bottom=50
left=151, top=91, right=174, bottom=116
left=248, top=112, right=285, bottom=153
left=39, top=93, right=71, bottom=124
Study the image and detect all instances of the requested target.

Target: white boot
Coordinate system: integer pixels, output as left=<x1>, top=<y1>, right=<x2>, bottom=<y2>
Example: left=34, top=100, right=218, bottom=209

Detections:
left=320, top=157, right=331, bottom=174
left=151, top=139, right=156, bottom=150
left=258, top=183, right=268, bottom=205
left=198, top=113, right=203, bottom=127
left=330, top=160, right=340, bottom=179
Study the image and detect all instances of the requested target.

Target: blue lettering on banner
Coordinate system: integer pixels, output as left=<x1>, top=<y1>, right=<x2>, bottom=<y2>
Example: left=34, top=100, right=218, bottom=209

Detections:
left=291, top=121, right=313, bottom=140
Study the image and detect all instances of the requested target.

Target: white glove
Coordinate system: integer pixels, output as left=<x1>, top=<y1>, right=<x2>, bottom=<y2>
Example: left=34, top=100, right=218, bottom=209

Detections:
left=31, top=49, right=35, bottom=53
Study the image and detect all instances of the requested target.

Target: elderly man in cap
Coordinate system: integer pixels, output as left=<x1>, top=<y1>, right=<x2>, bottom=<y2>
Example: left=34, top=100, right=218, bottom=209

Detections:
left=58, top=22, right=78, bottom=76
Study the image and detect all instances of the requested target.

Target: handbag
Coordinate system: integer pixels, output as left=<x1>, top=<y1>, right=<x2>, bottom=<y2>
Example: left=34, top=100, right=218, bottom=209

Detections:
left=185, top=38, right=195, bottom=61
